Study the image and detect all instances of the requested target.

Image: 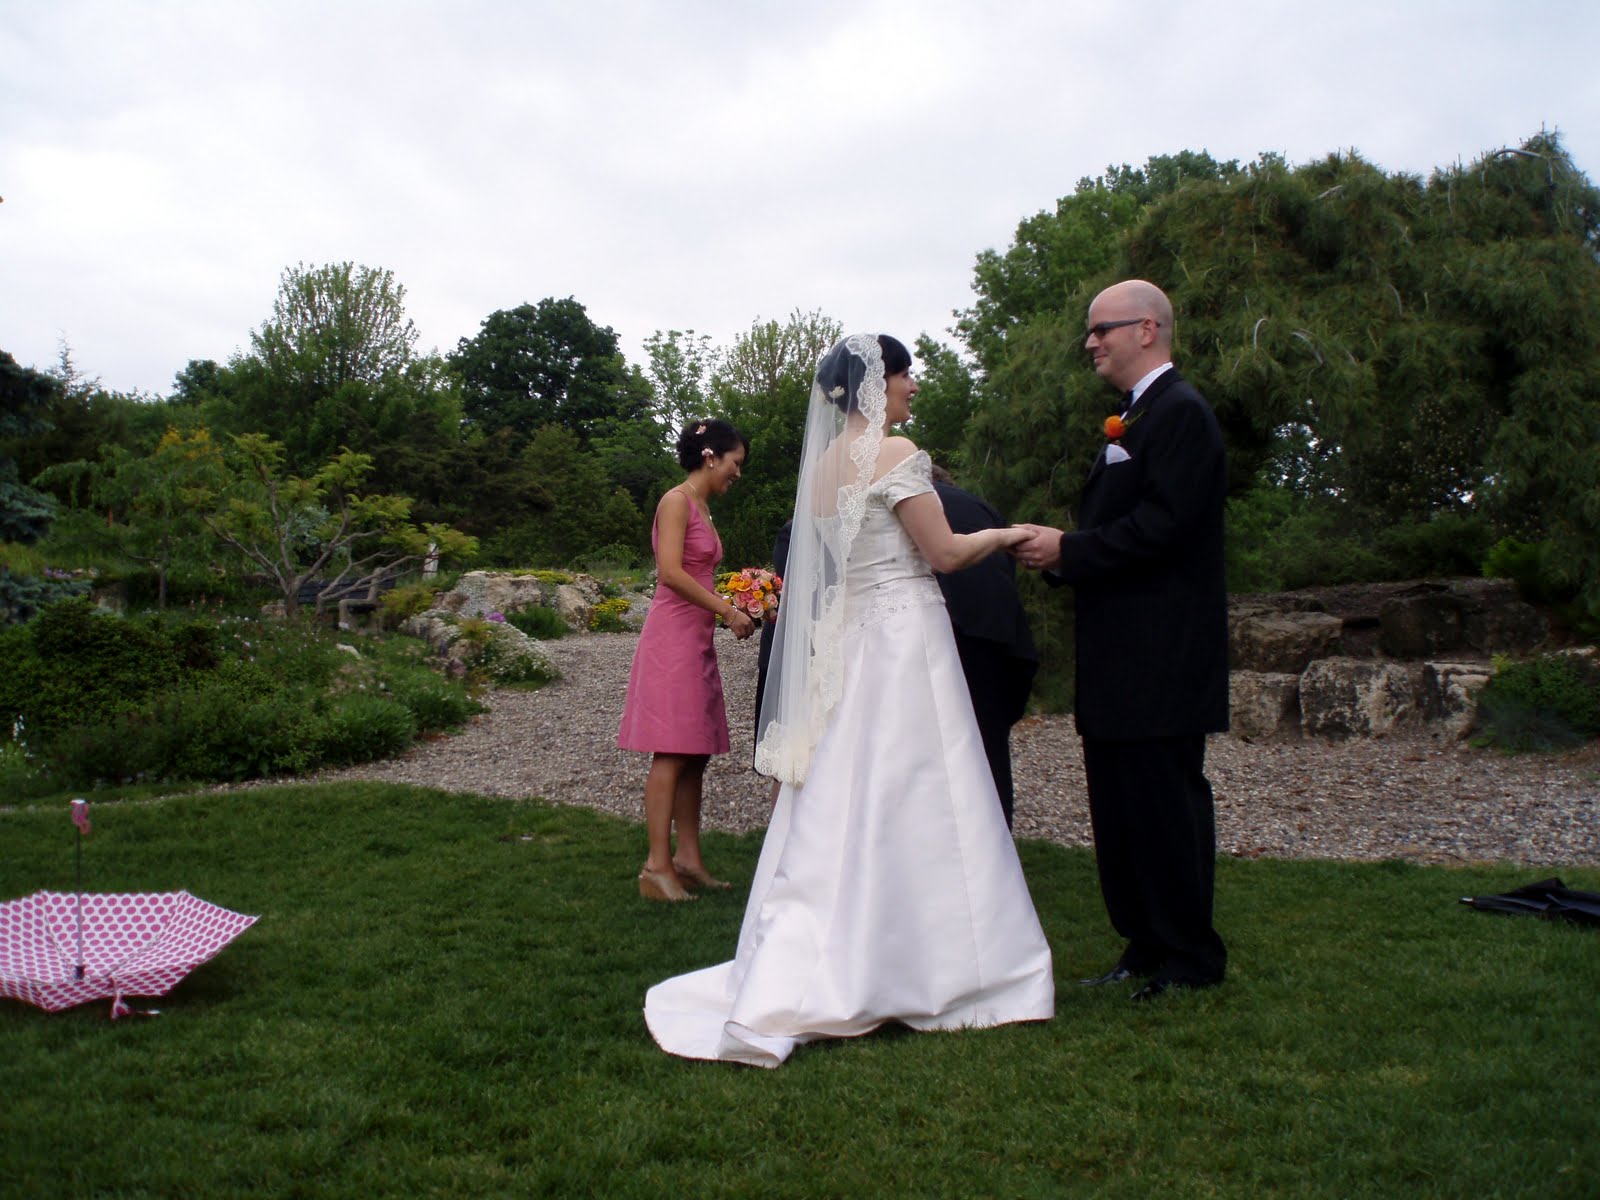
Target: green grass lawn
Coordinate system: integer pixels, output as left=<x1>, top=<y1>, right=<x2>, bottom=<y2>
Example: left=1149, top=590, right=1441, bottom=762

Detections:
left=2, top=784, right=1596, bottom=1198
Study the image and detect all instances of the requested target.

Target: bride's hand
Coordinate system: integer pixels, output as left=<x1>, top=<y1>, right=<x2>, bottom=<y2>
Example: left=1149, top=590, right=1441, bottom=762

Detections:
left=1011, top=524, right=1064, bottom=571
left=994, top=525, right=1033, bottom=552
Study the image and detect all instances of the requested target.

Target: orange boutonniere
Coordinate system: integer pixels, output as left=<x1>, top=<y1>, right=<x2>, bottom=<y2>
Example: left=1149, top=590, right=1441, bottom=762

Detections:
left=1103, top=410, right=1144, bottom=441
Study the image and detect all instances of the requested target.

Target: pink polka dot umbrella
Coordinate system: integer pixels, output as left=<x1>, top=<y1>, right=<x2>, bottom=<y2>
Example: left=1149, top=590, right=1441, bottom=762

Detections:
left=0, top=890, right=259, bottom=1019
left=0, top=801, right=258, bottom=1019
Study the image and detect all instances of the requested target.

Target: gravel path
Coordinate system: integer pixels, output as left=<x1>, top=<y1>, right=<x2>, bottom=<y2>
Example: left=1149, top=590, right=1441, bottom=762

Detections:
left=301, top=630, right=1600, bottom=867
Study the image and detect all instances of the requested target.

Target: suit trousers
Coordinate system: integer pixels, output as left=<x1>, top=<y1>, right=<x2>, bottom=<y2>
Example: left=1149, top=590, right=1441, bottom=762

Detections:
left=952, top=636, right=1036, bottom=828
left=1080, top=733, right=1227, bottom=985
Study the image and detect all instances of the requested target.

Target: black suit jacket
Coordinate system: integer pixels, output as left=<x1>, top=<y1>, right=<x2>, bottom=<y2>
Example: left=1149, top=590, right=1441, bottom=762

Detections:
left=933, top=480, right=1037, bottom=663
left=1053, top=369, right=1229, bottom=739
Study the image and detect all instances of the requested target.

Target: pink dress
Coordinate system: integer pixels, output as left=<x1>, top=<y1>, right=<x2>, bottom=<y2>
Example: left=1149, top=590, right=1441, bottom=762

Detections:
left=617, top=499, right=731, bottom=755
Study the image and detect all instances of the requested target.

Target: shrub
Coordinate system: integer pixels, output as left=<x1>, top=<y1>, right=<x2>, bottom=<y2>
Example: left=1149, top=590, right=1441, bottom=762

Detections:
left=474, top=628, right=558, bottom=688
left=455, top=615, right=494, bottom=649
left=385, top=669, right=482, bottom=731
left=1375, top=513, right=1494, bottom=579
left=1473, top=653, right=1600, bottom=752
left=6, top=604, right=483, bottom=786
left=167, top=620, right=224, bottom=671
left=242, top=618, right=351, bottom=687
left=578, top=544, right=639, bottom=573
left=0, top=600, right=185, bottom=738
left=150, top=684, right=314, bottom=783
left=0, top=715, right=49, bottom=800
left=588, top=597, right=631, bottom=632
left=0, top=566, right=92, bottom=626
left=505, top=605, right=569, bottom=640
left=379, top=583, right=439, bottom=628
left=313, top=694, right=417, bottom=766
left=38, top=712, right=165, bottom=789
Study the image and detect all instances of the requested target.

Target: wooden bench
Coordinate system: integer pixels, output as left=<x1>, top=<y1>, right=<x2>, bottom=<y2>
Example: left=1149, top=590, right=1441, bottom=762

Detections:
left=295, top=573, right=401, bottom=624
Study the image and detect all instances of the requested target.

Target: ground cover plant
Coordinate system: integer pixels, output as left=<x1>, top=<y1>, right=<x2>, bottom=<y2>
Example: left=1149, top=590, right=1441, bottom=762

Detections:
left=0, top=601, right=481, bottom=796
left=1, top=784, right=1595, bottom=1198
left=1474, top=652, right=1600, bottom=752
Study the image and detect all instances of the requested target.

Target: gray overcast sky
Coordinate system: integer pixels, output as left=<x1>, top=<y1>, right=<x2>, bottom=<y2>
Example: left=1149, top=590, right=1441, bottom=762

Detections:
left=3, top=0, right=1596, bottom=397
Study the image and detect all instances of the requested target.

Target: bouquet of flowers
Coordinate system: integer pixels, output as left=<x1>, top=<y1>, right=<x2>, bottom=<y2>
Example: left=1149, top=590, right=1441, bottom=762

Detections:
left=716, top=566, right=782, bottom=623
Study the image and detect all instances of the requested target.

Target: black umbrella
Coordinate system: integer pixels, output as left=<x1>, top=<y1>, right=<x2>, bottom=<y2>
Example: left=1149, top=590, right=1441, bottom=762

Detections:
left=1459, top=877, right=1600, bottom=927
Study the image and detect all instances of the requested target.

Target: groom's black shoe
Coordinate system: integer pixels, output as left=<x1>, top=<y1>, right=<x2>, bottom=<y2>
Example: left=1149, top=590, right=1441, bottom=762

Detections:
left=1078, top=966, right=1137, bottom=987
left=1130, top=977, right=1220, bottom=1003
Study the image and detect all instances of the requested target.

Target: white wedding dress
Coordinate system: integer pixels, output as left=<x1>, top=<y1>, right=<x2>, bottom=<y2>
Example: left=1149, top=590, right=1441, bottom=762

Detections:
left=644, top=452, right=1055, bottom=1067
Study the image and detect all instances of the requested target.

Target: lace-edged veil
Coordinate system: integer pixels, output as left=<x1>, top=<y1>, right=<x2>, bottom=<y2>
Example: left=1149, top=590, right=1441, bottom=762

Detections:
left=754, top=334, right=889, bottom=784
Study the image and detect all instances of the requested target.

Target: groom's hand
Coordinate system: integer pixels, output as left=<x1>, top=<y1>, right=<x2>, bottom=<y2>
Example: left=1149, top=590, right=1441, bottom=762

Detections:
left=1011, top=524, right=1065, bottom=571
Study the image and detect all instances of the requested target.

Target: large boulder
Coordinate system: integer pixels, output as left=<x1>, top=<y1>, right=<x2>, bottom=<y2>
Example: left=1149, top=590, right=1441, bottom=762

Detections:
left=434, top=571, right=551, bottom=618
left=1299, top=657, right=1421, bottom=739
left=1378, top=587, right=1465, bottom=657
left=400, top=610, right=557, bottom=682
left=555, top=580, right=604, bottom=629
left=1376, top=579, right=1546, bottom=658
left=1230, top=609, right=1344, bottom=673
left=1419, top=661, right=1493, bottom=740
left=1229, top=671, right=1301, bottom=738
left=1453, top=579, right=1548, bottom=654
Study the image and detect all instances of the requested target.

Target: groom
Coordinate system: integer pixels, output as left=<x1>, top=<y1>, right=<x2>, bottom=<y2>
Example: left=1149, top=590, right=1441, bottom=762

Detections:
left=1015, top=279, right=1228, bottom=1002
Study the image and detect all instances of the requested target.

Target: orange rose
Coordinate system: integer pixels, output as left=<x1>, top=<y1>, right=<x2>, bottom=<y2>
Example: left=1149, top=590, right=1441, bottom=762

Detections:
left=1104, top=414, right=1127, bottom=440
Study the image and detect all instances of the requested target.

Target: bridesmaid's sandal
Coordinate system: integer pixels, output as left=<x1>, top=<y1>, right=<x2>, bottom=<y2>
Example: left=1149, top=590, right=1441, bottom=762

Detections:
left=673, top=862, right=733, bottom=891
left=639, top=868, right=696, bottom=902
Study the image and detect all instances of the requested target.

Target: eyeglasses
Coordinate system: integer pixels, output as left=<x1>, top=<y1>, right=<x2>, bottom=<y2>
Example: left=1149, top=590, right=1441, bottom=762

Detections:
left=1085, top=317, right=1152, bottom=339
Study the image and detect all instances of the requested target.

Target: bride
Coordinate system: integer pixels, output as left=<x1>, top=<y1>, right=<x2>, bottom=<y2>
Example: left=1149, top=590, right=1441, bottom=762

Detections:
left=643, top=334, right=1055, bottom=1067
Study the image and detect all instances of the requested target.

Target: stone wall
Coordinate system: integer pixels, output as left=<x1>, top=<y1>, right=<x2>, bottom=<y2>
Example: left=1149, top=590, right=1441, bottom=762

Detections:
left=1228, top=579, right=1550, bottom=740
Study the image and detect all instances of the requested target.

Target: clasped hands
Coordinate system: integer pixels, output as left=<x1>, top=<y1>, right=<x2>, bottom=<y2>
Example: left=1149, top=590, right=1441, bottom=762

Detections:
left=1004, top=523, right=1065, bottom=572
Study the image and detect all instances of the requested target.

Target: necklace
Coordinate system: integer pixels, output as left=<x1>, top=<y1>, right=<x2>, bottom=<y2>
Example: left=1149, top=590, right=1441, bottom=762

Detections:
left=682, top=479, right=713, bottom=521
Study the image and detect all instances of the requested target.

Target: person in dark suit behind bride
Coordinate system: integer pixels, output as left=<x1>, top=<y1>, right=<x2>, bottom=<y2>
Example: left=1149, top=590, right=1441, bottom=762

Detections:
left=1015, top=279, right=1229, bottom=1004
left=929, top=463, right=1037, bottom=828
left=756, top=477, right=1035, bottom=828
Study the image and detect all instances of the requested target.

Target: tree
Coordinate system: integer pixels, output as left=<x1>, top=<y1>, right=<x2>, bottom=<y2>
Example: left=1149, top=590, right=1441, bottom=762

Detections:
left=0, top=351, right=59, bottom=544
left=252, top=261, right=418, bottom=394
left=906, top=335, right=978, bottom=471
left=709, top=310, right=842, bottom=565
left=482, top=424, right=642, bottom=568
left=36, top=428, right=228, bottom=610
left=0, top=351, right=92, bottom=623
left=962, top=134, right=1600, bottom=622
left=203, top=434, right=476, bottom=616
left=643, top=328, right=718, bottom=435
left=449, top=298, right=643, bottom=452
left=957, top=152, right=1241, bottom=377
left=206, top=262, right=456, bottom=476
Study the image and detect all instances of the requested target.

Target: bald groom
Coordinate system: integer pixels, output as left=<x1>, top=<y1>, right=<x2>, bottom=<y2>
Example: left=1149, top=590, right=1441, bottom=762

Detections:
left=1015, top=279, right=1229, bottom=1003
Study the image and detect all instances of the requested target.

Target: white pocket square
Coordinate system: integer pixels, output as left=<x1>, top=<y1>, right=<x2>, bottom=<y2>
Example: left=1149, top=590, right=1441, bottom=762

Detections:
left=1105, top=444, right=1131, bottom=464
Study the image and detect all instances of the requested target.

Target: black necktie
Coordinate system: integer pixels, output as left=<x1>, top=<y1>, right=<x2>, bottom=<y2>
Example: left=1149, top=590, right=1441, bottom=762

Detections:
left=1120, top=391, right=1135, bottom=414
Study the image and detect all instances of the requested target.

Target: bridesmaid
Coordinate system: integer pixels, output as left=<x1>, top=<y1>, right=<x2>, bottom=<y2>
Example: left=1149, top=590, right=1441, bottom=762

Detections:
left=617, top=419, right=755, bottom=901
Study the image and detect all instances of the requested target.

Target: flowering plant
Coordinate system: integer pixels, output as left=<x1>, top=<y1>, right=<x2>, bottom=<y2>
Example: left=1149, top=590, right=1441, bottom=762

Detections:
left=716, top=567, right=782, bottom=623
left=1103, top=410, right=1144, bottom=441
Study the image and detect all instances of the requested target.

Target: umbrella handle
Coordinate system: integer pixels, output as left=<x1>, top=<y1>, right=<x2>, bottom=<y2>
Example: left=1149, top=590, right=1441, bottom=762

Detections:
left=74, top=828, right=85, bottom=980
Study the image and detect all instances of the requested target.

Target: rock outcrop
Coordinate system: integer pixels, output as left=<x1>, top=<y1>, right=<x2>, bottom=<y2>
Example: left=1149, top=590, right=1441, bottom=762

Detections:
left=1226, top=578, right=1554, bottom=742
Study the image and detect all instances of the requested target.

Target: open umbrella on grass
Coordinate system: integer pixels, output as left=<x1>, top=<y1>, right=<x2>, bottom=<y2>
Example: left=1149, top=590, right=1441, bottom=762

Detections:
left=0, top=889, right=259, bottom=1018
left=1460, top=877, right=1600, bottom=927
left=0, top=800, right=258, bottom=1018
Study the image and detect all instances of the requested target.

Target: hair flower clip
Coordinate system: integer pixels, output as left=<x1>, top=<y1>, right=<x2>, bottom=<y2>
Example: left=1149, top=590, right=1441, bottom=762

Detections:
left=828, top=386, right=845, bottom=400
left=694, top=422, right=707, bottom=434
